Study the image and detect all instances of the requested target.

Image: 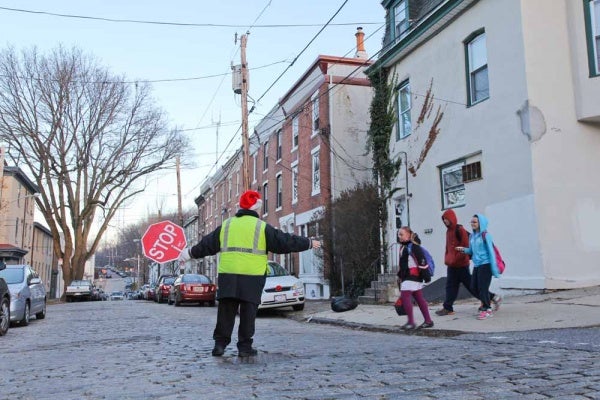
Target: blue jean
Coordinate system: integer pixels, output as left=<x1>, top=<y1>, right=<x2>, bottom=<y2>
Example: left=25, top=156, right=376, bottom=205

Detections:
left=472, top=264, right=493, bottom=310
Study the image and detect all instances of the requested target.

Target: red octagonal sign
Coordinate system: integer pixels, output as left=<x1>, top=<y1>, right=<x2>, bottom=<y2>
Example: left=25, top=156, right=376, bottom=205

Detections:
left=141, top=221, right=187, bottom=264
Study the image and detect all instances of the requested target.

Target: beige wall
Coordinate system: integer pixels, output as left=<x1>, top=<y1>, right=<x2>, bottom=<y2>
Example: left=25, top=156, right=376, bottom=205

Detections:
left=521, top=0, right=600, bottom=288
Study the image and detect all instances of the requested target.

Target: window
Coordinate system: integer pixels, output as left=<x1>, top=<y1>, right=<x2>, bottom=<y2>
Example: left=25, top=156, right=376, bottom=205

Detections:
left=311, top=146, right=320, bottom=195
left=228, top=177, right=232, bottom=201
left=392, top=1, right=409, bottom=40
left=236, top=173, right=240, bottom=195
left=462, top=161, right=482, bottom=183
left=252, top=154, right=257, bottom=183
left=585, top=0, right=600, bottom=75
left=312, top=92, right=320, bottom=135
left=291, top=161, right=298, bottom=204
left=276, top=130, right=282, bottom=161
left=262, top=182, right=268, bottom=214
left=263, top=142, right=269, bottom=171
left=276, top=173, right=283, bottom=209
left=440, top=161, right=466, bottom=209
left=292, top=116, right=299, bottom=151
left=397, top=80, right=411, bottom=140
left=465, top=31, right=489, bottom=105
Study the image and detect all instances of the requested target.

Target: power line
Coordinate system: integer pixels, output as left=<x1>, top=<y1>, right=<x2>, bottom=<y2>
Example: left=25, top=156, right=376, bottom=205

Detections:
left=0, top=6, right=380, bottom=28
left=254, top=0, right=350, bottom=105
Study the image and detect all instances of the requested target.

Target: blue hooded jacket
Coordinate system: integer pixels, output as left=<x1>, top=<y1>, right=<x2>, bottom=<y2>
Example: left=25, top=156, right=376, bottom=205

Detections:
left=464, top=214, right=500, bottom=278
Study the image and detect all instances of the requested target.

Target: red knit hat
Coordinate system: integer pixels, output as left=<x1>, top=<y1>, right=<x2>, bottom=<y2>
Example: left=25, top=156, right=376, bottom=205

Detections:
left=239, top=190, right=262, bottom=211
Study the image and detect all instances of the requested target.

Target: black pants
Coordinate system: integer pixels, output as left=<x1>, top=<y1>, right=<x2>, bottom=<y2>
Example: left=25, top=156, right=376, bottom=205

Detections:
left=472, top=264, right=493, bottom=310
left=213, top=298, right=258, bottom=351
left=443, top=266, right=496, bottom=312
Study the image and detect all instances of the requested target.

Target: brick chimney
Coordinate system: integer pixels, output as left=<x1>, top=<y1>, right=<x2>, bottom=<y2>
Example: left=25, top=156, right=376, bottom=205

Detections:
left=355, top=27, right=367, bottom=59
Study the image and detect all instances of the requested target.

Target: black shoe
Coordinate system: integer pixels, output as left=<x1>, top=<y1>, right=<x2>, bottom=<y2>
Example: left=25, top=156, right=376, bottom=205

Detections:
left=238, top=348, right=258, bottom=357
left=418, top=321, right=434, bottom=329
left=400, top=323, right=416, bottom=331
left=212, top=345, right=225, bottom=357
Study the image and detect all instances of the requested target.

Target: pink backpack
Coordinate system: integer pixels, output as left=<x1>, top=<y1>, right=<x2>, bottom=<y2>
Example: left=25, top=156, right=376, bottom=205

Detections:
left=482, top=232, right=506, bottom=274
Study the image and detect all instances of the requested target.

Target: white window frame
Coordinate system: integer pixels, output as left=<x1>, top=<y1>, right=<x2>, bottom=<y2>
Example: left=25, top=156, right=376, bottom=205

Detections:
left=262, top=181, right=269, bottom=216
left=228, top=177, right=232, bottom=201
left=252, top=154, right=257, bottom=184
left=291, top=116, right=299, bottom=152
left=276, top=129, right=282, bottom=161
left=440, top=160, right=466, bottom=209
left=397, top=80, right=411, bottom=140
left=291, top=160, right=299, bottom=204
left=466, top=32, right=489, bottom=105
left=276, top=172, right=283, bottom=210
left=236, top=173, right=240, bottom=196
left=311, top=146, right=321, bottom=196
left=393, top=0, right=409, bottom=40
left=312, top=92, right=320, bottom=137
left=263, top=142, right=269, bottom=172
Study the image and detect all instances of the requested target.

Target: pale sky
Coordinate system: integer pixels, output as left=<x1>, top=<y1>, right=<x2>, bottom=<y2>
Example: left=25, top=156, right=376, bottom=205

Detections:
left=0, top=1, right=385, bottom=233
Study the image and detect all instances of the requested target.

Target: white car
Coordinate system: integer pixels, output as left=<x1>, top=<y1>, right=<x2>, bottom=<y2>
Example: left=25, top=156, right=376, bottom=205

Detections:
left=259, top=261, right=305, bottom=311
left=110, top=291, right=124, bottom=301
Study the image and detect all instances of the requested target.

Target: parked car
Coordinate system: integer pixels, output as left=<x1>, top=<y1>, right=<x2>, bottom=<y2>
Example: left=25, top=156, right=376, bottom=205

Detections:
left=65, top=279, right=94, bottom=302
left=155, top=275, right=177, bottom=303
left=0, top=262, right=10, bottom=336
left=110, top=291, right=124, bottom=301
left=258, top=261, right=305, bottom=311
left=168, top=274, right=216, bottom=307
left=0, top=264, right=47, bottom=325
left=145, top=284, right=156, bottom=301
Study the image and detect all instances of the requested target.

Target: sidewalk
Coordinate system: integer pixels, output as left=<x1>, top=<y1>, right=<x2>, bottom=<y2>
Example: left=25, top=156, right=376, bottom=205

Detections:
left=305, top=286, right=600, bottom=335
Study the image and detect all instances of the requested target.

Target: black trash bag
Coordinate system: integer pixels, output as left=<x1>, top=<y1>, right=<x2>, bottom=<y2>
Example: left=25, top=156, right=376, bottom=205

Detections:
left=331, top=296, right=358, bottom=313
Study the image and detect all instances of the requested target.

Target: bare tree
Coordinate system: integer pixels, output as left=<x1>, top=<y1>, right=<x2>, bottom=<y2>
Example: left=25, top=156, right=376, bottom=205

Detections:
left=0, top=46, right=188, bottom=294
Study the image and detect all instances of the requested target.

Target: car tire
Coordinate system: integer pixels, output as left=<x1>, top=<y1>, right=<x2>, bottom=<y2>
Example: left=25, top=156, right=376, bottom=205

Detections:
left=20, top=302, right=30, bottom=326
left=174, top=295, right=181, bottom=307
left=36, top=300, right=47, bottom=320
left=208, top=300, right=216, bottom=307
left=0, top=297, right=10, bottom=336
left=292, top=304, right=305, bottom=311
left=167, top=296, right=173, bottom=305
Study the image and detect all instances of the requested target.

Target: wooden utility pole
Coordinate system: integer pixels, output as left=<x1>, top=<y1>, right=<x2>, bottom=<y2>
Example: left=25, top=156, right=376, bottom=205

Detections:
left=240, top=33, right=250, bottom=191
left=176, top=155, right=183, bottom=227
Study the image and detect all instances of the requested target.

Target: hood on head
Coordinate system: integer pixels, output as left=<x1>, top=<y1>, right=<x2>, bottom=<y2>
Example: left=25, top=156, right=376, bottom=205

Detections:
left=442, top=209, right=458, bottom=228
left=475, top=213, right=489, bottom=232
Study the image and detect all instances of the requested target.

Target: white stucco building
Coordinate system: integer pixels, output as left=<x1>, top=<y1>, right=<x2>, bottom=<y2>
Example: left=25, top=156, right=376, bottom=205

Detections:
left=370, top=0, right=600, bottom=290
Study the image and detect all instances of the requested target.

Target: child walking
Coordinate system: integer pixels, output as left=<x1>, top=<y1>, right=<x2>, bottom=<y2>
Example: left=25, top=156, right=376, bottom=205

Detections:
left=456, top=214, right=501, bottom=320
left=396, top=226, right=434, bottom=330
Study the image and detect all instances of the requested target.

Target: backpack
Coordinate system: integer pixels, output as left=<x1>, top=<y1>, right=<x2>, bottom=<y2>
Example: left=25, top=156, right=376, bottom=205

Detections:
left=455, top=224, right=470, bottom=243
left=408, top=243, right=435, bottom=277
left=482, top=232, right=506, bottom=274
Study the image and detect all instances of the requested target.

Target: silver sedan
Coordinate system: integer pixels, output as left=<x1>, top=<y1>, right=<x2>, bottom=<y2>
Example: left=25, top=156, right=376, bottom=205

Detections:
left=0, top=264, right=47, bottom=326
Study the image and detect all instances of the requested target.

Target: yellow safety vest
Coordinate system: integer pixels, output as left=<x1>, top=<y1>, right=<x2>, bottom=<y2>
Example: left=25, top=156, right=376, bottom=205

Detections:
left=218, top=215, right=268, bottom=275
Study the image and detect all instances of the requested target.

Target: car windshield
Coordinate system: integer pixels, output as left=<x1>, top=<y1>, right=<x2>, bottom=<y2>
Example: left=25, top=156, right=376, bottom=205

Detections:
left=163, top=277, right=176, bottom=285
left=0, top=267, right=24, bottom=284
left=111, top=292, right=123, bottom=296
left=266, top=262, right=289, bottom=277
left=182, top=274, right=211, bottom=284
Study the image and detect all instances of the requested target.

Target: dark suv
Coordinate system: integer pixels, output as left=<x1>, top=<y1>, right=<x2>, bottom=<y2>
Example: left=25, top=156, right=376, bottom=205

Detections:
left=0, top=262, right=10, bottom=336
left=155, top=275, right=177, bottom=303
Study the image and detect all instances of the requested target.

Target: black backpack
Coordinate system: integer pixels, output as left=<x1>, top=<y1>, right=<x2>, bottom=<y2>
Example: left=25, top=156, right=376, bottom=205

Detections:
left=455, top=224, right=470, bottom=243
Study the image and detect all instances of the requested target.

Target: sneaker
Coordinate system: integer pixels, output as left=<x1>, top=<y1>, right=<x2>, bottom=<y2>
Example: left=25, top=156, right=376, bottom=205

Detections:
left=492, top=294, right=503, bottom=312
left=477, top=310, right=493, bottom=320
left=435, top=308, right=455, bottom=316
left=418, top=321, right=434, bottom=329
left=401, top=323, right=416, bottom=330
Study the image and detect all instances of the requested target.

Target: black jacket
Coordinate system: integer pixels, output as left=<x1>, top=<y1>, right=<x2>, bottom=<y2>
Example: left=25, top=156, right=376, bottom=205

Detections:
left=188, top=209, right=311, bottom=304
left=397, top=242, right=429, bottom=283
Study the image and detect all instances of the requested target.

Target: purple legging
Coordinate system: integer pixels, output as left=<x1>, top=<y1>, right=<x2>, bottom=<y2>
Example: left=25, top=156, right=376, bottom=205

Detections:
left=401, top=289, right=433, bottom=325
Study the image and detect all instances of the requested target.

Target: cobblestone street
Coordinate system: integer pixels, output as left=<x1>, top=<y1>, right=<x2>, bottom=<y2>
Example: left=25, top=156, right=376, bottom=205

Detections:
left=0, top=300, right=598, bottom=399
